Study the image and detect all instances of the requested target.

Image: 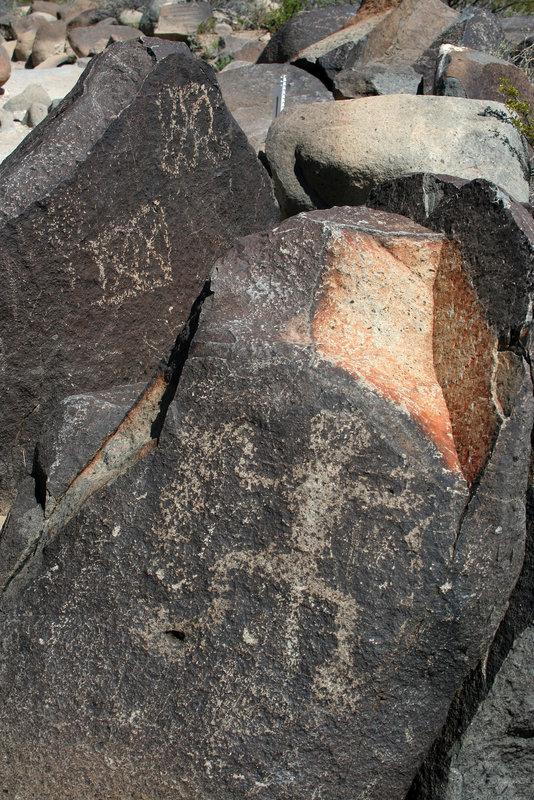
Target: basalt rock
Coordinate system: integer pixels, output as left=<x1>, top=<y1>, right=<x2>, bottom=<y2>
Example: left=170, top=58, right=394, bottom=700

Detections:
left=0, top=37, right=278, bottom=516
left=369, top=174, right=534, bottom=800
left=0, top=206, right=532, bottom=800
left=333, top=60, right=422, bottom=97
left=433, top=45, right=534, bottom=104
left=217, top=63, right=332, bottom=152
left=256, top=5, right=360, bottom=64
left=413, top=8, right=504, bottom=94
left=293, top=0, right=458, bottom=89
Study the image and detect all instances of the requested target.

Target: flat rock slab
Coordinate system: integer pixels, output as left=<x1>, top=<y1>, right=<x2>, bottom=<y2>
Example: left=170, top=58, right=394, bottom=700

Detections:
left=217, top=63, right=332, bottom=151
left=334, top=60, right=422, bottom=97
left=265, top=94, right=531, bottom=217
left=0, top=38, right=278, bottom=515
left=153, top=1, right=211, bottom=41
left=0, top=205, right=532, bottom=799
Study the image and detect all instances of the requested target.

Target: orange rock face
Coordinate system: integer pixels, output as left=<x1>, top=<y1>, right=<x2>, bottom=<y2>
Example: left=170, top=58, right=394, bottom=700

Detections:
left=311, top=227, right=499, bottom=484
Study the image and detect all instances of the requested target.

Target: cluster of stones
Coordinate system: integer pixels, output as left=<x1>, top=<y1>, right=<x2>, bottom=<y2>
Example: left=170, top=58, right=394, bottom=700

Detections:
left=1, top=2, right=534, bottom=799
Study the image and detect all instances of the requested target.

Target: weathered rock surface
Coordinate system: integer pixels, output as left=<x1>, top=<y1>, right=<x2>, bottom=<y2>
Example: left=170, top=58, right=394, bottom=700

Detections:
left=257, top=5, right=360, bottom=64
left=413, top=7, right=504, bottom=93
left=67, top=8, right=118, bottom=29
left=0, top=37, right=278, bottom=516
left=31, top=19, right=67, bottom=66
left=153, top=1, right=212, bottom=41
left=58, top=0, right=101, bottom=24
left=32, top=0, right=61, bottom=15
left=67, top=22, right=138, bottom=56
left=441, top=625, right=534, bottom=800
left=3, top=83, right=52, bottom=120
left=1, top=205, right=532, bottom=799
left=500, top=14, right=534, bottom=47
left=14, top=28, right=39, bottom=62
left=217, top=63, right=332, bottom=151
left=368, top=173, right=534, bottom=799
left=433, top=44, right=534, bottom=105
left=293, top=0, right=457, bottom=88
left=265, top=95, right=530, bottom=217
left=334, top=60, right=421, bottom=97
left=292, top=7, right=392, bottom=87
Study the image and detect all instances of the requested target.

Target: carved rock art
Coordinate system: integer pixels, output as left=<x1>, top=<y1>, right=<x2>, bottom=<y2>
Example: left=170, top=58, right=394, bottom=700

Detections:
left=0, top=37, right=278, bottom=515
left=0, top=207, right=531, bottom=800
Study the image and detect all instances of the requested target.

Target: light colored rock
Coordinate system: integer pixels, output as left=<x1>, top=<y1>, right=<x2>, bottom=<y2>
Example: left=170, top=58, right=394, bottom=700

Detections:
left=34, top=52, right=75, bottom=68
left=24, top=101, right=48, bottom=127
left=4, top=83, right=52, bottom=119
left=0, top=109, right=14, bottom=131
left=118, top=9, right=142, bottom=27
left=265, top=95, right=531, bottom=216
left=29, top=11, right=56, bottom=23
left=31, top=19, right=66, bottom=66
left=0, top=42, right=10, bottom=86
left=334, top=61, right=422, bottom=97
left=1, top=40, right=16, bottom=59
left=31, top=1, right=61, bottom=15
left=68, top=24, right=138, bottom=57
left=11, top=12, right=50, bottom=39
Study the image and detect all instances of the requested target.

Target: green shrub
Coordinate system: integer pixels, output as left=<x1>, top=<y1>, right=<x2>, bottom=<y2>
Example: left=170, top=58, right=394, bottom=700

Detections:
left=261, top=0, right=305, bottom=33
left=214, top=54, right=234, bottom=72
left=499, top=77, right=534, bottom=147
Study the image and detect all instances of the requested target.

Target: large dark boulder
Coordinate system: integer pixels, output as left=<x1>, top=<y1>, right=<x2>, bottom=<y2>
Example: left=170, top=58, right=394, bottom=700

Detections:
left=256, top=4, right=360, bottom=64
left=0, top=37, right=278, bottom=516
left=369, top=173, right=534, bottom=800
left=0, top=206, right=532, bottom=799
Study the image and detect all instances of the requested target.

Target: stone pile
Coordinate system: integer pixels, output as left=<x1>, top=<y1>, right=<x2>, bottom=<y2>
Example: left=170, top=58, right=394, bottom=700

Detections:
left=1, top=2, right=534, bottom=800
